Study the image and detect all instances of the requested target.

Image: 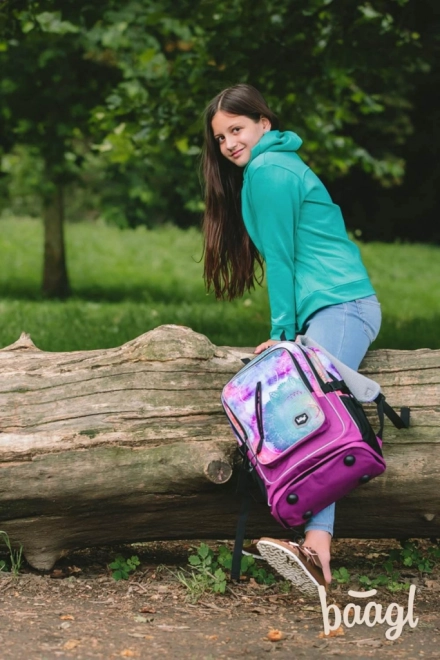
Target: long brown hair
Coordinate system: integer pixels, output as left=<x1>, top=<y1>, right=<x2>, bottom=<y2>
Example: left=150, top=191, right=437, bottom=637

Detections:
left=201, top=84, right=280, bottom=300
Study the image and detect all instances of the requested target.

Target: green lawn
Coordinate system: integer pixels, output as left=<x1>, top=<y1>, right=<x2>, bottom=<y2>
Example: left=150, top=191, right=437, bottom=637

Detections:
left=1, top=216, right=439, bottom=351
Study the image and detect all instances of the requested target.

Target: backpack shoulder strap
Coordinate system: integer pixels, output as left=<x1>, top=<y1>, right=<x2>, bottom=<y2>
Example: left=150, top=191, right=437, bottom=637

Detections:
left=296, top=335, right=410, bottom=437
left=296, top=335, right=380, bottom=401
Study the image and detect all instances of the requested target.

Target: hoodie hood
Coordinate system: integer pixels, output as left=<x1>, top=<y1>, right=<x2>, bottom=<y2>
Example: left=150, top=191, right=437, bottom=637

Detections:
left=246, top=130, right=303, bottom=170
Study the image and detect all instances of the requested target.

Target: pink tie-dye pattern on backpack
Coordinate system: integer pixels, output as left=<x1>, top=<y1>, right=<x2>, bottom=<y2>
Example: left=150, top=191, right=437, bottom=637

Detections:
left=222, top=342, right=386, bottom=528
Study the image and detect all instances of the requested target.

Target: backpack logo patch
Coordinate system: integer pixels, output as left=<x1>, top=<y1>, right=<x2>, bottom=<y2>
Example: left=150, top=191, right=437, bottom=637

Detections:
left=295, top=412, right=309, bottom=426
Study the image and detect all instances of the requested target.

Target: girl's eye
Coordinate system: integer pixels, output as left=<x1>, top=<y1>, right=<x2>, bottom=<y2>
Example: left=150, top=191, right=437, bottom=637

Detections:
left=217, top=136, right=224, bottom=143
left=232, top=127, right=241, bottom=133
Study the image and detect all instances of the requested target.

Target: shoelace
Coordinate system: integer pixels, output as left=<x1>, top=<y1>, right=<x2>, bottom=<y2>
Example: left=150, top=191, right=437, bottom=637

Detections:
left=287, top=541, right=321, bottom=566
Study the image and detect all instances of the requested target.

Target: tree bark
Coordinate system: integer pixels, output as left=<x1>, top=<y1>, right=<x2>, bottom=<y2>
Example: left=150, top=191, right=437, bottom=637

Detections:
left=42, top=183, right=70, bottom=298
left=0, top=324, right=439, bottom=571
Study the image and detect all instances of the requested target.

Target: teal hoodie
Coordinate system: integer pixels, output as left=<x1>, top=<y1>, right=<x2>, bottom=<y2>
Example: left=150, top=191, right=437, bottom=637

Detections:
left=241, top=130, right=376, bottom=340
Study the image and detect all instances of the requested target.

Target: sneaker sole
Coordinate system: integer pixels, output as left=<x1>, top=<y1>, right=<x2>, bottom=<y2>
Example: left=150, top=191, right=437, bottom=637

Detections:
left=256, top=540, right=322, bottom=598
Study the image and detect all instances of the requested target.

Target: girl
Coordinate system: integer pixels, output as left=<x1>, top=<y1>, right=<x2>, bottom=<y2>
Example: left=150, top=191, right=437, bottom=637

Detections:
left=201, top=83, right=381, bottom=594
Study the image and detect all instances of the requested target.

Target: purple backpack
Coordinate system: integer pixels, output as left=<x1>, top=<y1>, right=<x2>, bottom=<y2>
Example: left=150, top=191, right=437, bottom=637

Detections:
left=221, top=339, right=410, bottom=579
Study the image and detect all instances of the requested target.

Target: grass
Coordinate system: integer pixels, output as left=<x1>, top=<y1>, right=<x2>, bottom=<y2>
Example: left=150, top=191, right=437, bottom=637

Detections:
left=0, top=530, right=23, bottom=576
left=1, top=215, right=439, bottom=351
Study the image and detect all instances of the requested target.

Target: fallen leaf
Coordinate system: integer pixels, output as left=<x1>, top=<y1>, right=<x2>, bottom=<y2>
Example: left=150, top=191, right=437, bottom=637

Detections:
left=120, top=650, right=138, bottom=658
left=205, top=635, right=218, bottom=640
left=139, top=606, right=156, bottom=614
left=63, top=639, right=81, bottom=650
left=319, top=626, right=345, bottom=638
left=266, top=629, right=283, bottom=642
left=425, top=580, right=440, bottom=590
left=60, top=614, right=75, bottom=621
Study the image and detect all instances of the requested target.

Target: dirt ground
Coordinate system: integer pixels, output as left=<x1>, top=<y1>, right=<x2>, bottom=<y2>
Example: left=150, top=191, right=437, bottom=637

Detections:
left=1, top=538, right=440, bottom=660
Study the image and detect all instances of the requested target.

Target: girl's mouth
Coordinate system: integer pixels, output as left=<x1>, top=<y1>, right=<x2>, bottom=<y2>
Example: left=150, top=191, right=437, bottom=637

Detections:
left=231, top=148, right=244, bottom=158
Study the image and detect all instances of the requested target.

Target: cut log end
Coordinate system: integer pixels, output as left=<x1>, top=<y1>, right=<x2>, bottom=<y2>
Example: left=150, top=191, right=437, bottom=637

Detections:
left=204, top=459, right=233, bottom=484
left=423, top=513, right=436, bottom=522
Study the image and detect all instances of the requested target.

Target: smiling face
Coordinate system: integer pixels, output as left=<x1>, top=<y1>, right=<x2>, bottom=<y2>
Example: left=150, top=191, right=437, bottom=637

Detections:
left=211, top=111, right=271, bottom=167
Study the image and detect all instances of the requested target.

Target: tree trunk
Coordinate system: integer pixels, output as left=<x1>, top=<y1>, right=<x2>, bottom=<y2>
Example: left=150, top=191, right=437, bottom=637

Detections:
left=42, top=183, right=70, bottom=298
left=0, top=324, right=439, bottom=571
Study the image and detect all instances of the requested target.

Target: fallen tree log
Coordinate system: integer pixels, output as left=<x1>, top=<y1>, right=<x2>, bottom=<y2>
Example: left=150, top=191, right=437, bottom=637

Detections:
left=0, top=324, right=439, bottom=571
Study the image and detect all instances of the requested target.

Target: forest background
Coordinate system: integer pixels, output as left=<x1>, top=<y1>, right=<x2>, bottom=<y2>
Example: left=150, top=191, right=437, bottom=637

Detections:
left=0, top=0, right=439, bottom=351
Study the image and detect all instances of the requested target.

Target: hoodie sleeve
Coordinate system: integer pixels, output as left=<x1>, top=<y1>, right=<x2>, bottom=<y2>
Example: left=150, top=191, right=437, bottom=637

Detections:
left=245, top=163, right=304, bottom=340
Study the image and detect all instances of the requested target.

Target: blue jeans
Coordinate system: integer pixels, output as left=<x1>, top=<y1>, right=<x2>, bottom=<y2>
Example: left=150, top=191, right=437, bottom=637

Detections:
left=301, top=295, right=382, bottom=536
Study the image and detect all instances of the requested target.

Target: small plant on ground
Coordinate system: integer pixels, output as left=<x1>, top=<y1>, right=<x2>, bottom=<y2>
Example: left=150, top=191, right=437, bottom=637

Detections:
left=354, top=540, right=440, bottom=593
left=175, top=543, right=227, bottom=602
left=108, top=554, right=140, bottom=581
left=332, top=566, right=351, bottom=584
left=217, top=544, right=276, bottom=586
left=175, top=542, right=278, bottom=603
left=332, top=561, right=408, bottom=591
left=390, top=540, right=437, bottom=574
left=358, top=562, right=410, bottom=593
left=0, top=531, right=23, bottom=576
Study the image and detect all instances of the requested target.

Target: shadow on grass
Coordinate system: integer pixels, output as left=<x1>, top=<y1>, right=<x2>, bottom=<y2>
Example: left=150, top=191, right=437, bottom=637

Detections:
left=0, top=282, right=207, bottom=304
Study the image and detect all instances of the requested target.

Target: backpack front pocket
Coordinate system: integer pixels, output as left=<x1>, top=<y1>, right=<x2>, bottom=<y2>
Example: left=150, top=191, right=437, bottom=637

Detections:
left=222, top=347, right=327, bottom=465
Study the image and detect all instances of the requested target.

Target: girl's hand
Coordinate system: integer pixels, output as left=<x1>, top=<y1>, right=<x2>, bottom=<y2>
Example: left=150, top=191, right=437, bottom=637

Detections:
left=254, top=339, right=278, bottom=354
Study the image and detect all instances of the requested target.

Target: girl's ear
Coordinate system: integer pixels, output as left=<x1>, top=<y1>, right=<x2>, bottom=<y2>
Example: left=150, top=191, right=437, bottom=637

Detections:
left=261, top=116, right=272, bottom=132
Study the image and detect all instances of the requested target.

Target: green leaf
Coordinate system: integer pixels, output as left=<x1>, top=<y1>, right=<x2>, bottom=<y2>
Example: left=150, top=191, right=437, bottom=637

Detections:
left=112, top=570, right=127, bottom=581
left=358, top=4, right=382, bottom=20
left=214, top=568, right=226, bottom=580
left=198, top=544, right=210, bottom=560
left=35, top=12, right=79, bottom=35
left=188, top=555, right=201, bottom=566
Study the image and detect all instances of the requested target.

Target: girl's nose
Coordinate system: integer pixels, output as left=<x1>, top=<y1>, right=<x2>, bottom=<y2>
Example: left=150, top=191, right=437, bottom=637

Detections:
left=225, top=135, right=237, bottom=151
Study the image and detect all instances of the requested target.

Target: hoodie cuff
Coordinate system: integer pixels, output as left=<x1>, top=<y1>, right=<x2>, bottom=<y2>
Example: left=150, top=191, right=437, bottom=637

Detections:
left=270, top=326, right=295, bottom=342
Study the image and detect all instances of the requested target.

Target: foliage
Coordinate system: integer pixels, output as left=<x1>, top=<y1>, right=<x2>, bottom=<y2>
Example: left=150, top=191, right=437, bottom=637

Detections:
left=389, top=540, right=440, bottom=574
left=333, top=539, right=440, bottom=593
left=332, top=566, right=351, bottom=584
left=175, top=543, right=227, bottom=602
left=357, top=563, right=410, bottom=592
left=87, top=0, right=424, bottom=180
left=0, top=530, right=24, bottom=576
left=216, top=544, right=276, bottom=586
left=176, top=542, right=276, bottom=602
left=108, top=554, right=140, bottom=581
left=1, top=0, right=436, bottom=233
